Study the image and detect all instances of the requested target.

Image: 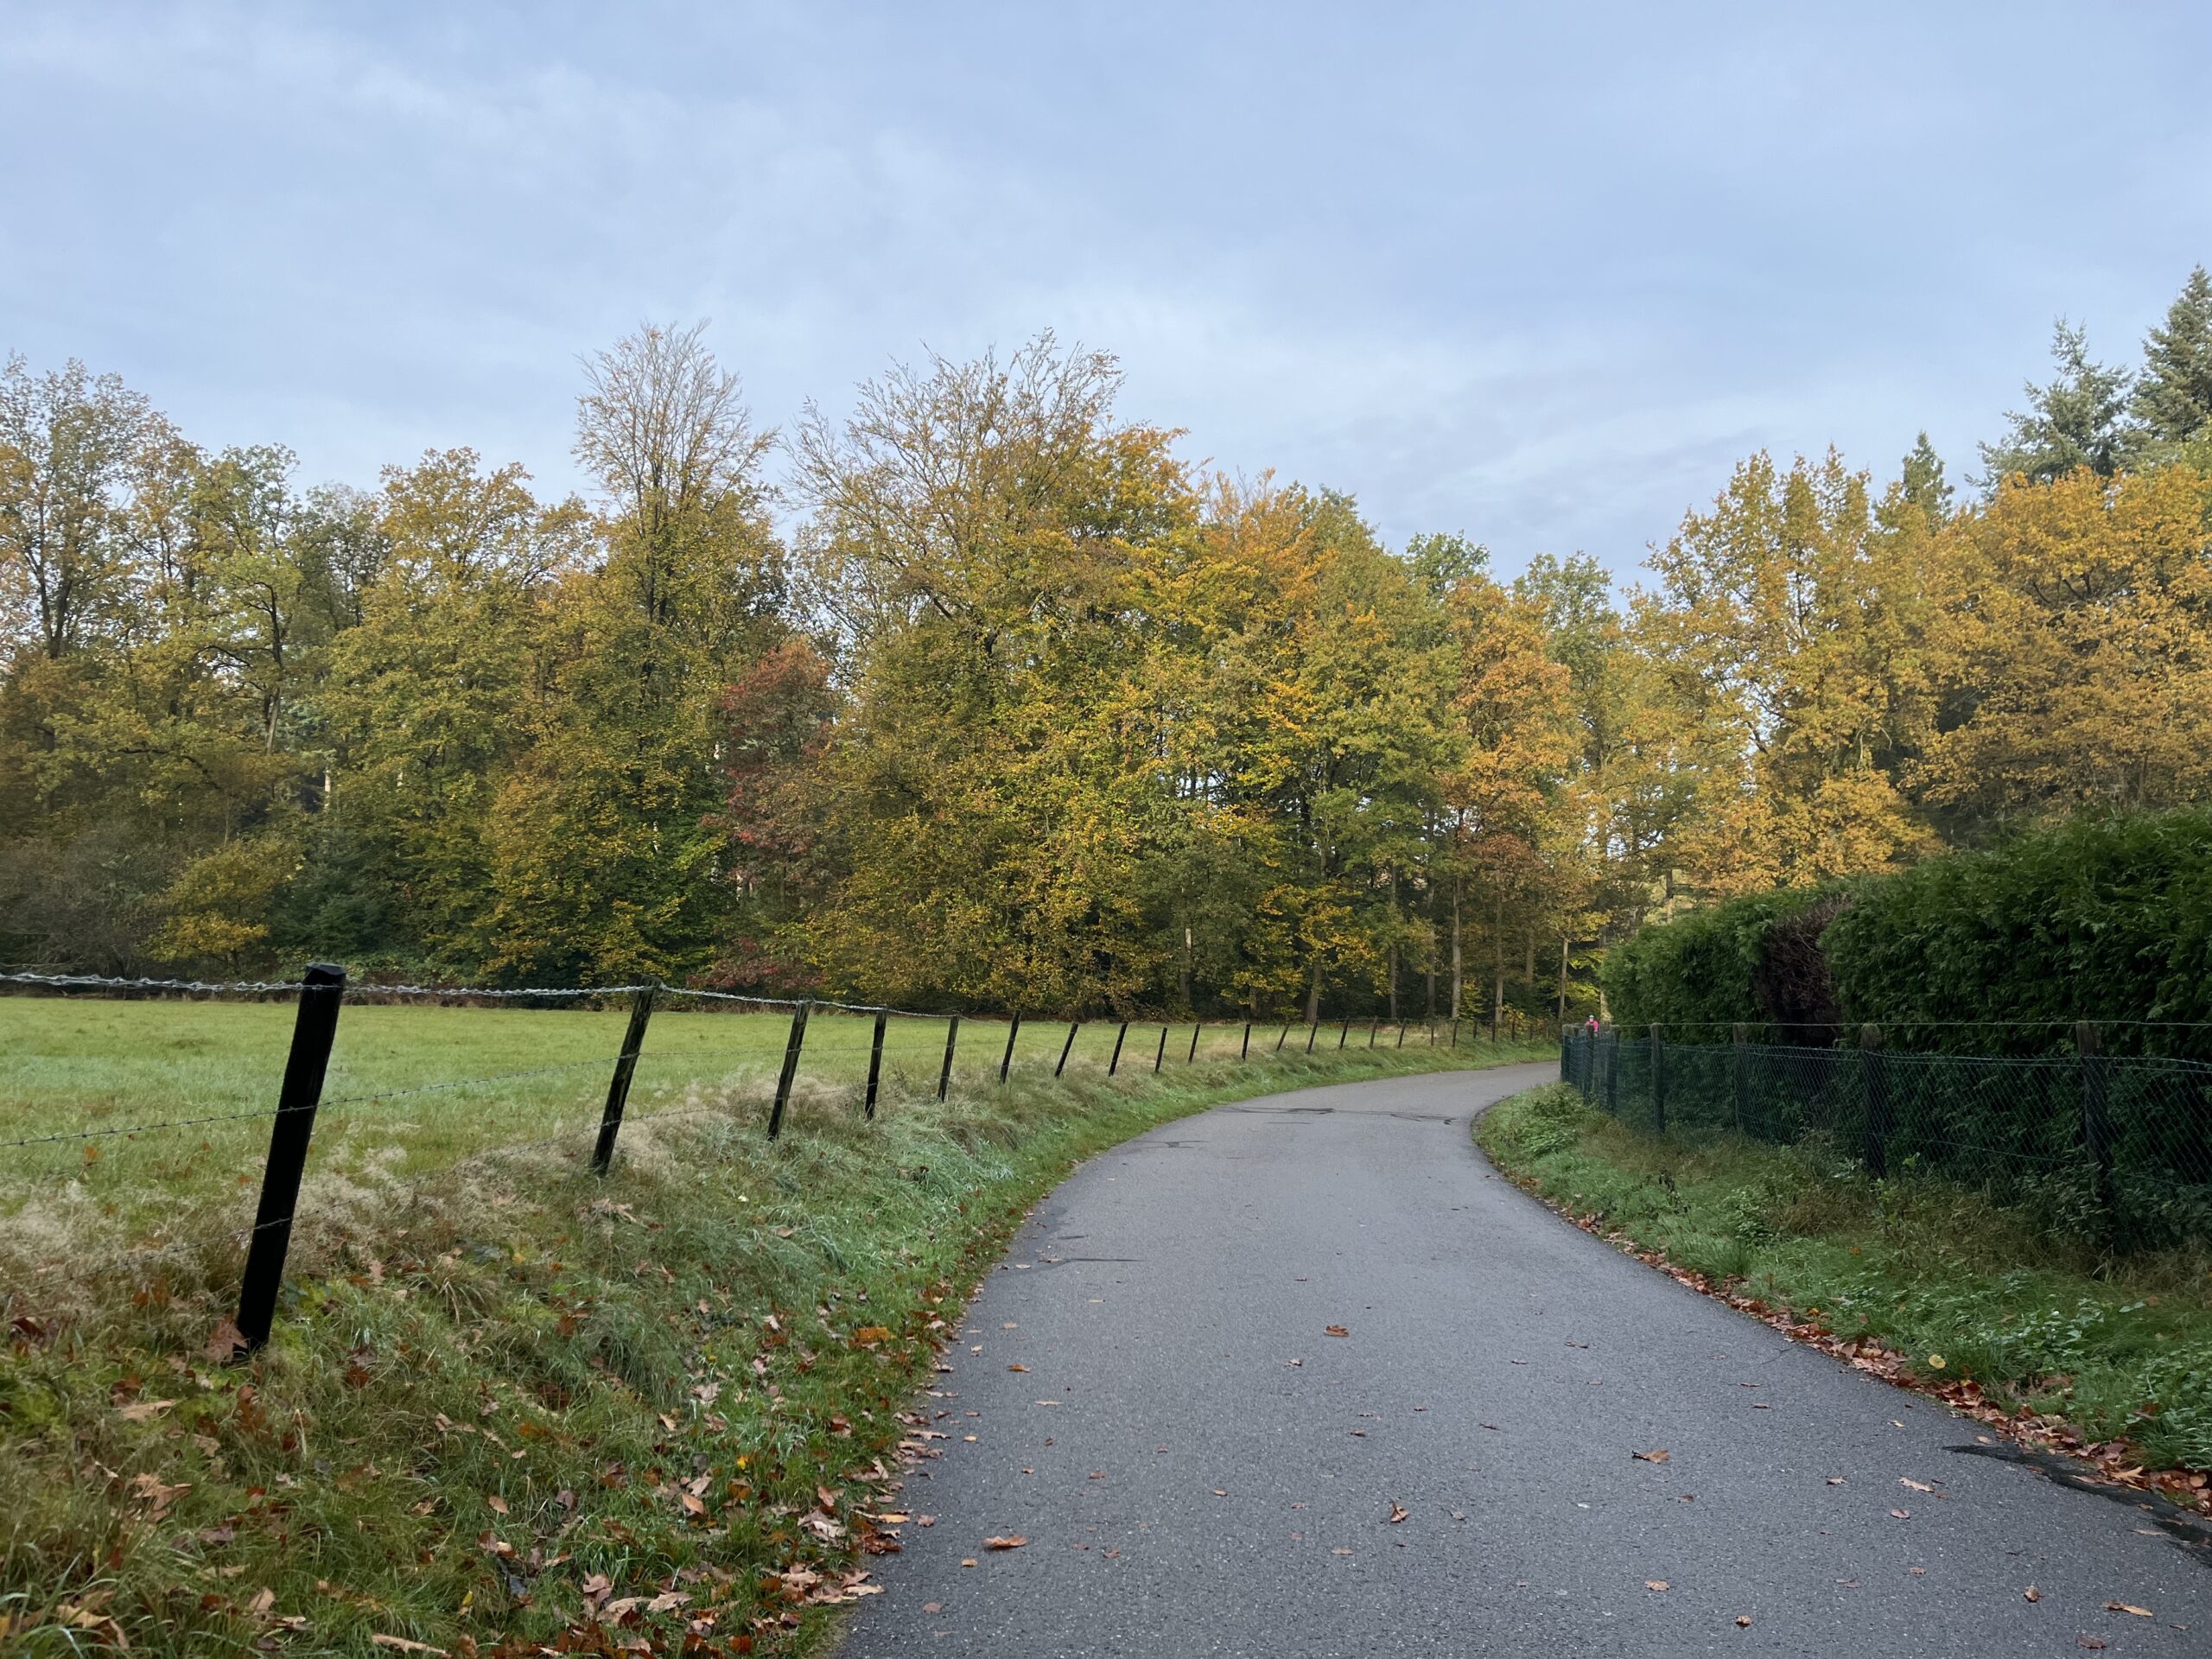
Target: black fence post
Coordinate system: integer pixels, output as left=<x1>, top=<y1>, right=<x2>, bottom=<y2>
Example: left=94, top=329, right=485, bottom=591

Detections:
left=1187, top=1024, right=1201, bottom=1063
left=1056, top=1021, right=1079, bottom=1077
left=1154, top=1025, right=1168, bottom=1072
left=767, top=1000, right=811, bottom=1140
left=1305, top=1022, right=1318, bottom=1054
left=1396, top=1022, right=1408, bottom=1048
left=1649, top=1025, right=1668, bottom=1136
left=2078, top=1020, right=2116, bottom=1222
left=1605, top=1027, right=1620, bottom=1116
left=864, top=1010, right=888, bottom=1119
left=938, top=1015, right=960, bottom=1101
left=1109, top=1020, right=1128, bottom=1075
left=1451, top=1019, right=1459, bottom=1049
left=998, top=1012, right=1023, bottom=1084
left=1338, top=1019, right=1350, bottom=1050
left=1242, top=1020, right=1252, bottom=1059
left=1368, top=1019, right=1379, bottom=1048
left=594, top=984, right=658, bottom=1174
left=1731, top=1022, right=1750, bottom=1135
left=1859, top=1024, right=1890, bottom=1177
left=234, top=962, right=346, bottom=1355
left=1275, top=1023, right=1288, bottom=1052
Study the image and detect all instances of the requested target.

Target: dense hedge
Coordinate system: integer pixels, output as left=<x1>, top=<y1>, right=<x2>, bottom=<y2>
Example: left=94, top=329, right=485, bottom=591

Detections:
left=1604, top=806, right=2212, bottom=1057
left=1599, top=886, right=1835, bottom=1035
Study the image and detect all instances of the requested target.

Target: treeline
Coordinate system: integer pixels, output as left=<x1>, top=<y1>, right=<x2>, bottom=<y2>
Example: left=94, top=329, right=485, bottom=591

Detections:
left=3, top=268, right=2210, bottom=1017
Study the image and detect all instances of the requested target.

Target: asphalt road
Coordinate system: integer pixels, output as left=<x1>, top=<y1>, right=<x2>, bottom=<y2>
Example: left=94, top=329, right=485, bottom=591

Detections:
left=837, top=1064, right=2211, bottom=1656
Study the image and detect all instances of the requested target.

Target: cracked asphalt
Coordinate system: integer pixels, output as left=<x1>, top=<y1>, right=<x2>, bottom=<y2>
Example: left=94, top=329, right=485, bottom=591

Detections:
left=836, top=1063, right=2211, bottom=1656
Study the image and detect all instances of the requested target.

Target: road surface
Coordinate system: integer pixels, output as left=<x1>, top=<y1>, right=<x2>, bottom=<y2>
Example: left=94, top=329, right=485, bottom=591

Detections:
left=838, top=1063, right=2209, bottom=1656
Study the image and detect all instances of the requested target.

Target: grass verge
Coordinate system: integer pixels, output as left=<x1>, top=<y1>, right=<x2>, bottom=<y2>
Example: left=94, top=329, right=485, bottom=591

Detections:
left=2, top=1030, right=1548, bottom=1656
left=1476, top=1084, right=2212, bottom=1513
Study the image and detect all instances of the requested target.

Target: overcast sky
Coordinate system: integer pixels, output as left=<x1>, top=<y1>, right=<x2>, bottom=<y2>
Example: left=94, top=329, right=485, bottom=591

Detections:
left=4, top=2, right=2209, bottom=578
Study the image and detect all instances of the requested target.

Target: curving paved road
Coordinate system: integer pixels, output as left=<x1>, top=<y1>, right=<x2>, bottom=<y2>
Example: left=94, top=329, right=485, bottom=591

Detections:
left=838, top=1065, right=2210, bottom=1656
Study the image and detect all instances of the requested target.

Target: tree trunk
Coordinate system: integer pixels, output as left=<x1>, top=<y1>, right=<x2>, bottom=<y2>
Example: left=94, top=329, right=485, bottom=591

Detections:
left=1556, top=937, right=1569, bottom=1020
left=1491, top=900, right=1504, bottom=1039
left=1306, top=957, right=1322, bottom=1024
left=1450, top=878, right=1463, bottom=1020
left=1388, top=943, right=1398, bottom=1021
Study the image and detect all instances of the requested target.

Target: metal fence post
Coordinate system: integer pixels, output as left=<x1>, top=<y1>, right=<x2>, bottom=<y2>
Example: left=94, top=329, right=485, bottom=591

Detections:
left=1275, top=1023, right=1289, bottom=1052
left=1560, top=1027, right=1573, bottom=1086
left=234, top=963, right=346, bottom=1354
left=1154, top=1025, right=1168, bottom=1072
left=1305, top=1022, right=1318, bottom=1054
left=1649, top=1025, right=1668, bottom=1135
left=2078, top=1020, right=2116, bottom=1222
left=1056, top=1021, right=1079, bottom=1077
left=768, top=1000, right=811, bottom=1140
left=998, top=1012, right=1022, bottom=1084
left=938, top=1014, right=960, bottom=1101
left=1396, top=1022, right=1408, bottom=1048
left=864, top=1011, right=888, bottom=1119
left=1109, top=1020, right=1128, bottom=1075
left=1242, top=1020, right=1252, bottom=1059
left=1732, top=1021, right=1750, bottom=1135
left=1338, top=1019, right=1350, bottom=1050
left=1187, top=1024, right=1201, bottom=1063
left=1605, top=1027, right=1620, bottom=1116
left=594, top=984, right=658, bottom=1173
left=1369, top=1019, right=1379, bottom=1047
left=1859, top=1023, right=1890, bottom=1177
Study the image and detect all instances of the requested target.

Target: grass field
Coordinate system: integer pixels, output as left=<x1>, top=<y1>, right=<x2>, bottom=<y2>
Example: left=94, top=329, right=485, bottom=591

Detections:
left=1478, top=1084, right=2212, bottom=1485
left=0, top=995, right=1488, bottom=1293
left=0, top=992, right=1548, bottom=1656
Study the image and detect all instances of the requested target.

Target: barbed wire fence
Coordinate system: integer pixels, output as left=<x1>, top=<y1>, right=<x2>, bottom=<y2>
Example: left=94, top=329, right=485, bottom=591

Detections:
left=0, top=965, right=1521, bottom=1352
left=1559, top=1021, right=2212, bottom=1254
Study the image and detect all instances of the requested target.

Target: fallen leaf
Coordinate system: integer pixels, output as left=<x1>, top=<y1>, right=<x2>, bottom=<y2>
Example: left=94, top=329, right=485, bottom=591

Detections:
left=1826, top=1476, right=1847, bottom=1485
left=923, top=1602, right=941, bottom=1614
left=1332, top=1548, right=1354, bottom=1557
left=1891, top=1509, right=1911, bottom=1519
left=2024, top=1586, right=2040, bottom=1602
left=2104, top=1603, right=2152, bottom=1618
left=205, top=1319, right=245, bottom=1363
left=246, top=1587, right=276, bottom=1618
left=370, top=1638, right=449, bottom=1656
left=486, top=1495, right=508, bottom=1515
left=1900, top=1477, right=1933, bottom=1493
left=1008, top=1364, right=1028, bottom=1372
left=983, top=1535, right=1027, bottom=1550
left=1735, top=1615, right=1752, bottom=1628
left=1645, top=1580, right=1669, bottom=1592
left=1632, top=1449, right=1670, bottom=1464
left=1325, top=1325, right=1350, bottom=1338
left=960, top=1558, right=977, bottom=1568
left=1389, top=1503, right=1408, bottom=1524
left=118, top=1398, right=177, bottom=1423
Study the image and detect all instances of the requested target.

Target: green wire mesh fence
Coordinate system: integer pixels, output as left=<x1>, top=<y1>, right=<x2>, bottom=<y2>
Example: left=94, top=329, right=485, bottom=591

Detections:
left=1560, top=1024, right=2212, bottom=1252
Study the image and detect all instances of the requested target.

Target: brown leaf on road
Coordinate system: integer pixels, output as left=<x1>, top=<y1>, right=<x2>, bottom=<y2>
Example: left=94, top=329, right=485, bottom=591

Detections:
left=960, top=1558, right=977, bottom=1568
left=1325, top=1325, right=1350, bottom=1338
left=1332, top=1548, right=1354, bottom=1556
left=1890, top=1509, right=1911, bottom=1519
left=1632, top=1449, right=1670, bottom=1464
left=2078, top=1640, right=2108, bottom=1651
left=1900, top=1477, right=1934, bottom=1493
left=2104, top=1602, right=2152, bottom=1618
left=1825, top=1476, right=1847, bottom=1485
left=1008, top=1363, right=1029, bottom=1372
left=923, top=1602, right=942, bottom=1614
left=1645, top=1580, right=1669, bottom=1592
left=2024, top=1586, right=2039, bottom=1602
left=983, top=1535, right=1027, bottom=1549
left=1735, top=1615, right=1752, bottom=1628
left=1388, top=1502, right=1408, bottom=1523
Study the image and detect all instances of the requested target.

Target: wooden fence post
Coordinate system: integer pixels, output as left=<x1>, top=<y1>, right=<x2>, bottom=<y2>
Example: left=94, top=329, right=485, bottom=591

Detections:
left=2078, top=1020, right=2116, bottom=1222
left=864, top=1010, right=888, bottom=1119
left=1109, top=1020, right=1128, bottom=1075
left=1187, top=1024, right=1201, bottom=1063
left=234, top=963, right=346, bottom=1354
left=1338, top=1019, right=1350, bottom=1050
left=1305, top=1022, right=1318, bottom=1054
left=1649, top=1025, right=1668, bottom=1135
left=593, top=983, right=658, bottom=1174
left=767, top=1000, right=811, bottom=1140
left=1859, top=1023, right=1890, bottom=1176
left=937, top=1015, right=960, bottom=1102
left=998, top=1012, right=1022, bottom=1084
left=1275, top=1023, right=1289, bottom=1052
left=1732, top=1021, right=1750, bottom=1135
left=1056, top=1021, right=1079, bottom=1077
